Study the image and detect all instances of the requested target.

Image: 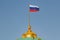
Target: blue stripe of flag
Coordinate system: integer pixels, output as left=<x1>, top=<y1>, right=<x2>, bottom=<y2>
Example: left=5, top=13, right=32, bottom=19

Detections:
left=30, top=7, right=39, bottom=11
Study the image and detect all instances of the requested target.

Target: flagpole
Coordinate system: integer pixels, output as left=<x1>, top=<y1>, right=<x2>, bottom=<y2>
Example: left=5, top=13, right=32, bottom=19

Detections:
left=28, top=4, right=31, bottom=29
left=28, top=9, right=30, bottom=26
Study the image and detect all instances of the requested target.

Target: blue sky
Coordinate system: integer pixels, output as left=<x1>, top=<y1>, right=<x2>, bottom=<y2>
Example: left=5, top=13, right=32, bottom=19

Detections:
left=0, top=0, right=60, bottom=40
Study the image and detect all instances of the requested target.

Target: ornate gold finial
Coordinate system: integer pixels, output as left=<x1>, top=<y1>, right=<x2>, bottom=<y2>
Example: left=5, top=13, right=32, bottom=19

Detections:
left=22, top=25, right=37, bottom=38
left=28, top=24, right=32, bottom=32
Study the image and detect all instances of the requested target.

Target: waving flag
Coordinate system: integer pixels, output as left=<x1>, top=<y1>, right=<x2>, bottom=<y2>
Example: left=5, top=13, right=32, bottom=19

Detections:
left=29, top=5, right=39, bottom=12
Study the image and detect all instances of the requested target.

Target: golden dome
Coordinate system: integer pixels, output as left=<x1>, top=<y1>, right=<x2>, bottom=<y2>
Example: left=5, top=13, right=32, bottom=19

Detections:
left=22, top=25, right=37, bottom=38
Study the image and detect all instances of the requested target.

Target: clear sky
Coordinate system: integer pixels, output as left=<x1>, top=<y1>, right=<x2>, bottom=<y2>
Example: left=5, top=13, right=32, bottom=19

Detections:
left=0, top=0, right=60, bottom=40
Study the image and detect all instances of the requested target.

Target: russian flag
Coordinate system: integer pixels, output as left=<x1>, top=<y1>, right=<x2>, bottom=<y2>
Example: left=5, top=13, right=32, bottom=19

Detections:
left=29, top=5, right=39, bottom=12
